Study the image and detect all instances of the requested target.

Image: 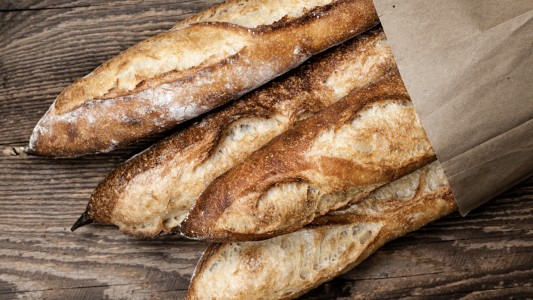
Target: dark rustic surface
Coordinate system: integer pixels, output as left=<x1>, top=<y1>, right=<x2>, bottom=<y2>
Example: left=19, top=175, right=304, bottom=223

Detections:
left=1, top=1, right=532, bottom=299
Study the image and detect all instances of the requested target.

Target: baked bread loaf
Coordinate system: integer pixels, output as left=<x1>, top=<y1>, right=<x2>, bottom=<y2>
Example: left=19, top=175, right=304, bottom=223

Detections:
left=71, top=27, right=397, bottom=238
left=186, top=161, right=457, bottom=300
left=26, top=0, right=379, bottom=157
left=180, top=70, right=437, bottom=242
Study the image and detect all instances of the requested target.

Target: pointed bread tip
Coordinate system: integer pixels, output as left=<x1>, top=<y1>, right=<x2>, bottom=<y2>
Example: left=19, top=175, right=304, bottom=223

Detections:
left=171, top=226, right=181, bottom=235
left=71, top=211, right=93, bottom=231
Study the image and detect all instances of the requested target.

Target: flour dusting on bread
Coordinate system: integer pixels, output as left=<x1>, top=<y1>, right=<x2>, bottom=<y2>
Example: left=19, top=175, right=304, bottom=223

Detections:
left=75, top=27, right=395, bottom=238
left=329, top=161, right=450, bottom=217
left=111, top=116, right=289, bottom=232
left=176, top=0, right=337, bottom=29
left=187, top=222, right=383, bottom=300
left=308, top=100, right=431, bottom=168
left=208, top=97, right=433, bottom=238
left=325, top=37, right=393, bottom=97
left=186, top=161, right=457, bottom=300
left=55, top=26, right=249, bottom=115
left=179, top=70, right=438, bottom=242
left=29, top=0, right=380, bottom=157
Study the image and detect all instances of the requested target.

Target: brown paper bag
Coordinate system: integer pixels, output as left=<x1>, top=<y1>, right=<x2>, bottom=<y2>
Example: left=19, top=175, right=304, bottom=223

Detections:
left=372, top=0, right=533, bottom=214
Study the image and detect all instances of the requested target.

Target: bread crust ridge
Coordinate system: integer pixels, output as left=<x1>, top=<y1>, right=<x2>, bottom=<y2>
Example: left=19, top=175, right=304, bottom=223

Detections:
left=185, top=162, right=458, bottom=300
left=179, top=70, right=437, bottom=242
left=75, top=27, right=396, bottom=238
left=27, top=0, right=379, bottom=157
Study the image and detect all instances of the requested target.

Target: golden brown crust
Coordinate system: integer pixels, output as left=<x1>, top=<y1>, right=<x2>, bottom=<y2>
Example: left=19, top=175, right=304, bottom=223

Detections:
left=179, top=70, right=437, bottom=242
left=188, top=242, right=227, bottom=293
left=186, top=223, right=384, bottom=300
left=186, top=162, right=458, bottom=300
left=311, top=188, right=456, bottom=227
left=27, top=0, right=379, bottom=157
left=284, top=192, right=458, bottom=300
left=78, top=26, right=396, bottom=238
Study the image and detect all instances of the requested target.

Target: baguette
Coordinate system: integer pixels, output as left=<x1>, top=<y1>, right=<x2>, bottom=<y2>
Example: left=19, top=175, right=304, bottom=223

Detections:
left=186, top=161, right=457, bottom=300
left=180, top=70, right=436, bottom=242
left=71, top=27, right=396, bottom=238
left=26, top=0, right=379, bottom=157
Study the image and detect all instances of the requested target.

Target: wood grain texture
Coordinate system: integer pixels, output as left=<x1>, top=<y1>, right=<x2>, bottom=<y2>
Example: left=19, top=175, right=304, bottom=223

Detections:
left=1, top=1, right=532, bottom=299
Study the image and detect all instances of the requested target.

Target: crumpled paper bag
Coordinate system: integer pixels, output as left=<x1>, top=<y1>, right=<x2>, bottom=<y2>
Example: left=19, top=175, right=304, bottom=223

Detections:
left=373, top=0, right=533, bottom=214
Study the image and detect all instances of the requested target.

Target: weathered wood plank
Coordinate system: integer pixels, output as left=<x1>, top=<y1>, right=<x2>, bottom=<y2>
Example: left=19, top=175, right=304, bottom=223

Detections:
left=1, top=0, right=532, bottom=299
left=0, top=0, right=222, bottom=11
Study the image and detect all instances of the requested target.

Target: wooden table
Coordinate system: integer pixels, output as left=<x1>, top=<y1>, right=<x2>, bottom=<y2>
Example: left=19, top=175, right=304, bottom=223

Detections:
left=1, top=1, right=532, bottom=299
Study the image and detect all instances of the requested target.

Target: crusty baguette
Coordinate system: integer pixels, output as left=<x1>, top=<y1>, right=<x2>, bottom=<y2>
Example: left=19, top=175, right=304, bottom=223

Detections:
left=179, top=70, right=436, bottom=242
left=71, top=27, right=396, bottom=238
left=186, top=161, right=457, bottom=300
left=26, top=0, right=379, bottom=158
